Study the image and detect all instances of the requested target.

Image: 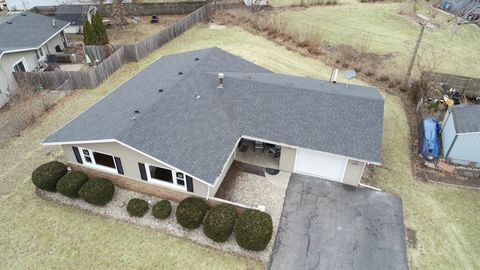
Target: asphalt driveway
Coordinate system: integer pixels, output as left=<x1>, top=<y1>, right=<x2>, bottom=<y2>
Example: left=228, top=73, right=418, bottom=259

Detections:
left=268, top=174, right=408, bottom=270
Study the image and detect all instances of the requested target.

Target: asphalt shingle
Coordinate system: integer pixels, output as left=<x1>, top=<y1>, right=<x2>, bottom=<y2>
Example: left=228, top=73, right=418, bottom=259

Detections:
left=44, top=47, right=384, bottom=185
left=450, top=105, right=480, bottom=134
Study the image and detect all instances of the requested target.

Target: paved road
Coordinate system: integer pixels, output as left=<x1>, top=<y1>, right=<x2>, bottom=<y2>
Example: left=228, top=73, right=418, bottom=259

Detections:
left=268, top=174, right=408, bottom=270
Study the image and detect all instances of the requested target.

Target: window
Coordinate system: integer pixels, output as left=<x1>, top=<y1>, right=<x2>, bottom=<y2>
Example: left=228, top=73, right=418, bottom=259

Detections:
left=93, top=152, right=116, bottom=169
left=80, top=147, right=117, bottom=172
left=13, top=61, right=26, bottom=72
left=35, top=47, right=45, bottom=60
left=176, top=172, right=185, bottom=186
left=149, top=165, right=173, bottom=183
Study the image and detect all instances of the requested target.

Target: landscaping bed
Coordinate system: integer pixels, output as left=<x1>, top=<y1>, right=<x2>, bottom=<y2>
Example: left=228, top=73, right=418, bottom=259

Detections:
left=36, top=185, right=273, bottom=263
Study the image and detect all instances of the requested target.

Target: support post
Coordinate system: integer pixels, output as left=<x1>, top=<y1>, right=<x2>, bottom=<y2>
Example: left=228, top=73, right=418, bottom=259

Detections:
left=404, top=23, right=426, bottom=86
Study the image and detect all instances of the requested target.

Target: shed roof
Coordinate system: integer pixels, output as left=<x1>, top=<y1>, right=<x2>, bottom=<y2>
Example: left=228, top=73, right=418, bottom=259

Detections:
left=44, top=47, right=384, bottom=185
left=451, top=105, right=480, bottom=134
left=55, top=5, right=91, bottom=26
left=0, top=11, right=69, bottom=53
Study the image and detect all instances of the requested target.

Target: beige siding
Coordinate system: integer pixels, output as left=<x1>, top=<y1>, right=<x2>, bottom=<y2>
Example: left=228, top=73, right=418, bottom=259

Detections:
left=279, top=146, right=296, bottom=172
left=44, top=33, right=66, bottom=54
left=61, top=142, right=212, bottom=197
left=342, top=159, right=366, bottom=186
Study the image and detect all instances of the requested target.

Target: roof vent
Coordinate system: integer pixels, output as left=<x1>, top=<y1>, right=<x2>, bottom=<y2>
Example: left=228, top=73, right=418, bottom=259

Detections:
left=217, top=73, right=224, bottom=89
left=330, top=68, right=339, bottom=83
left=21, top=12, right=26, bottom=16
left=52, top=18, right=56, bottom=27
left=158, top=89, right=164, bottom=93
left=134, top=110, right=140, bottom=114
left=178, top=71, right=183, bottom=75
left=195, top=58, right=199, bottom=61
left=6, top=20, right=12, bottom=24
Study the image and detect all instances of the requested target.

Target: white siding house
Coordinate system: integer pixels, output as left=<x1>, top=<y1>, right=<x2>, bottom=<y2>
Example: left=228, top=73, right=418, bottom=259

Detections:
left=442, top=105, right=480, bottom=167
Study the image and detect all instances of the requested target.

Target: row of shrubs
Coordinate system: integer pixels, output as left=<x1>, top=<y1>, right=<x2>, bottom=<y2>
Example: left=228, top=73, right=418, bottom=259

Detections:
left=32, top=161, right=273, bottom=251
left=32, top=161, right=115, bottom=205
left=126, top=196, right=273, bottom=251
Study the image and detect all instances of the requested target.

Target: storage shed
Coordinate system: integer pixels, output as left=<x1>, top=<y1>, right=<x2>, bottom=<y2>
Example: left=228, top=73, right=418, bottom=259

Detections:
left=441, top=105, right=480, bottom=167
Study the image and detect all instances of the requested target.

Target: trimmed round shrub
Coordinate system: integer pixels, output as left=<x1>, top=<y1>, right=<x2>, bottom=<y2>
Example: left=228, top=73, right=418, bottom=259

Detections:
left=32, top=161, right=68, bottom=191
left=56, top=171, right=89, bottom=198
left=127, top=198, right=149, bottom=217
left=176, top=197, right=208, bottom=229
left=78, top=178, right=115, bottom=206
left=152, top=200, right=172, bottom=220
left=234, top=209, right=273, bottom=251
left=203, top=204, right=236, bottom=242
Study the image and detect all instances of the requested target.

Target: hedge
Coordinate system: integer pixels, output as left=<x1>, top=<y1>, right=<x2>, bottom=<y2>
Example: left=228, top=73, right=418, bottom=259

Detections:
left=56, top=171, right=89, bottom=198
left=176, top=197, right=208, bottom=229
left=32, top=161, right=68, bottom=191
left=152, top=200, right=172, bottom=220
left=127, top=198, right=149, bottom=217
left=78, top=178, right=115, bottom=206
left=234, top=209, right=273, bottom=251
left=203, top=204, right=236, bottom=242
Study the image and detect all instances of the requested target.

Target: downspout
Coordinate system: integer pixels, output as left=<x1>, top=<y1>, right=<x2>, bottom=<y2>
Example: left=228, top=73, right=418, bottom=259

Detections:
left=206, top=185, right=210, bottom=200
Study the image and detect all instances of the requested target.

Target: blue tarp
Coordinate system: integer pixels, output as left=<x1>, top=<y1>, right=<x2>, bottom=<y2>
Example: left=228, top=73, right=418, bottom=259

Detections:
left=418, top=117, right=440, bottom=160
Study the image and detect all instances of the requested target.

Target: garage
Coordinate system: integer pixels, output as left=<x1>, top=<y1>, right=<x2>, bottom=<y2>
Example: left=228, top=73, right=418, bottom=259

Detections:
left=294, top=148, right=347, bottom=182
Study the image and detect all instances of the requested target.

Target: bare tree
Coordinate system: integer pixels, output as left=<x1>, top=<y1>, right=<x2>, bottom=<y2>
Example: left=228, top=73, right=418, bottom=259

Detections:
left=111, top=0, right=128, bottom=26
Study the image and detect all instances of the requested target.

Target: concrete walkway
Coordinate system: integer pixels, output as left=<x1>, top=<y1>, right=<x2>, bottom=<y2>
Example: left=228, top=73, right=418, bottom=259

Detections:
left=268, top=174, right=408, bottom=270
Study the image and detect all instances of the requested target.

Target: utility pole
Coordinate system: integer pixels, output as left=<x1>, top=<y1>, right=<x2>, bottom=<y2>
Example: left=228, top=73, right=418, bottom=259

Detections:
left=404, top=22, right=426, bottom=86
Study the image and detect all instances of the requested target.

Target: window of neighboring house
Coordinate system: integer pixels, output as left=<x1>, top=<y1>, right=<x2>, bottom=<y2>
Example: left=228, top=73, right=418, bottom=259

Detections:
left=13, top=61, right=26, bottom=72
left=80, top=148, right=117, bottom=172
left=148, top=165, right=174, bottom=183
left=35, top=47, right=45, bottom=60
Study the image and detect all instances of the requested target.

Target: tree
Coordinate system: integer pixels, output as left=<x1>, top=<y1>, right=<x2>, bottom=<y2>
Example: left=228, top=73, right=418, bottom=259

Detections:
left=111, top=0, right=127, bottom=26
left=92, top=12, right=109, bottom=45
left=83, top=20, right=96, bottom=45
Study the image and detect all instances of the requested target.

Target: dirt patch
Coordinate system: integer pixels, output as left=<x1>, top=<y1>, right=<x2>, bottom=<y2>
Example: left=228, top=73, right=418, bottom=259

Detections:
left=406, top=227, right=417, bottom=249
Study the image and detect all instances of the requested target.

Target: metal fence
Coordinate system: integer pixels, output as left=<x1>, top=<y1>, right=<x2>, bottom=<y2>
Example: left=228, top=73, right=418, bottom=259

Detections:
left=14, top=4, right=211, bottom=90
left=429, top=72, right=480, bottom=97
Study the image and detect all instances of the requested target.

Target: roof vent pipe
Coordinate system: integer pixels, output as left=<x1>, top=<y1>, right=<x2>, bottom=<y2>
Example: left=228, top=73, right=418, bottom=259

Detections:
left=6, top=20, right=12, bottom=24
left=217, top=73, right=224, bottom=89
left=331, top=68, right=339, bottom=83
left=52, top=18, right=56, bottom=27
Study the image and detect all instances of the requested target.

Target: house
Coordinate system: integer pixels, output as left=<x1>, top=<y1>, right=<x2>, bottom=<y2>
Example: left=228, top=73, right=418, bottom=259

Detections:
left=442, top=105, right=480, bottom=167
left=55, top=4, right=97, bottom=34
left=0, top=11, right=69, bottom=108
left=43, top=48, right=384, bottom=198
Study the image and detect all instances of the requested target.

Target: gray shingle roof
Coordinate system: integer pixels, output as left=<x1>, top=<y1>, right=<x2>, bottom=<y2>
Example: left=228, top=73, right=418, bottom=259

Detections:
left=0, top=12, right=69, bottom=52
left=55, top=5, right=90, bottom=26
left=44, top=47, right=384, bottom=185
left=451, top=105, right=480, bottom=134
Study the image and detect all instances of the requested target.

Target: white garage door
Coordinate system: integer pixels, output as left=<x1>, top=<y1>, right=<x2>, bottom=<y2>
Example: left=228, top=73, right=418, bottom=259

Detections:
left=295, top=149, right=347, bottom=182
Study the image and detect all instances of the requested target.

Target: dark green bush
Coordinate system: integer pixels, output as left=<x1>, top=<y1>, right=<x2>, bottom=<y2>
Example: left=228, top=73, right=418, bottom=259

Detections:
left=152, top=200, right=172, bottom=220
left=203, top=204, right=236, bottom=242
left=176, top=197, right=208, bottom=229
left=78, top=178, right=115, bottom=206
left=56, top=171, right=89, bottom=198
left=127, top=198, right=149, bottom=217
left=234, top=209, right=273, bottom=251
left=32, top=161, right=68, bottom=191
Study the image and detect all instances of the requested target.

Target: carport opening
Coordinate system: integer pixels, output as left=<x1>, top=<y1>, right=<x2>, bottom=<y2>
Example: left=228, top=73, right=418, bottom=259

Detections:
left=235, top=138, right=280, bottom=169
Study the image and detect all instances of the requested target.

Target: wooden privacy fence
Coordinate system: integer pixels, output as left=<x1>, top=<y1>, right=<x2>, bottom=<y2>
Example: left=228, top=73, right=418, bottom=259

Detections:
left=429, top=72, right=480, bottom=97
left=14, top=4, right=211, bottom=90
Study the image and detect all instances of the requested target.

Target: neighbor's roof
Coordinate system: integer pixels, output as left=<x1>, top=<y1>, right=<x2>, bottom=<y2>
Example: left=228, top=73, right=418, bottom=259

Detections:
left=44, top=47, right=384, bottom=185
left=55, top=5, right=91, bottom=26
left=450, top=105, right=480, bottom=134
left=0, top=11, right=69, bottom=53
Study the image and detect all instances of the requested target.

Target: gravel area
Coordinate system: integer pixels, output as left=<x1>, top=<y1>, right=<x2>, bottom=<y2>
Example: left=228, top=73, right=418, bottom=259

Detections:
left=36, top=186, right=272, bottom=264
left=215, top=162, right=288, bottom=257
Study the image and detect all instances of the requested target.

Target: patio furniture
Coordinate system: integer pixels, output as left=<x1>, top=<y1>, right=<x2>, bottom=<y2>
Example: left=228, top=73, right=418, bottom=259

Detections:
left=254, top=141, right=264, bottom=152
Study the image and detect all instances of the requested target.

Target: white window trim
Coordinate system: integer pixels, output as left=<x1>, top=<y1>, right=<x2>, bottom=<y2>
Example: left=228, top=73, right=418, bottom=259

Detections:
left=35, top=46, right=47, bottom=62
left=79, top=147, right=118, bottom=174
left=12, top=58, right=29, bottom=72
left=145, top=163, right=187, bottom=191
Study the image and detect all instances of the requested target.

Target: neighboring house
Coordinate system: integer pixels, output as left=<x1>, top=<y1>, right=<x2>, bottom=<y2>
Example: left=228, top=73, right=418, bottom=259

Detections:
left=5, top=0, right=131, bottom=11
left=55, top=4, right=97, bottom=34
left=43, top=48, right=384, bottom=198
left=442, top=105, right=480, bottom=167
left=0, top=11, right=69, bottom=108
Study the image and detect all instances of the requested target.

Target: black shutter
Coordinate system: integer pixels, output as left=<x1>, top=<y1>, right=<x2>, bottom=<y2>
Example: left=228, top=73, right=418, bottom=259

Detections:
left=138, top=163, right=147, bottom=181
left=186, top=175, right=194, bottom=192
left=72, top=146, right=83, bottom=164
left=114, top=157, right=124, bottom=175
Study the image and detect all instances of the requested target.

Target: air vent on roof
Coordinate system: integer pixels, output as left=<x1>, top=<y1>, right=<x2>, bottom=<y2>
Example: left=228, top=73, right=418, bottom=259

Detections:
left=52, top=18, right=56, bottom=27
left=6, top=20, right=12, bottom=24
left=158, top=89, right=164, bottom=93
left=178, top=72, right=183, bottom=75
left=218, top=73, right=224, bottom=89
left=195, top=58, right=199, bottom=61
left=134, top=110, right=140, bottom=114
left=21, top=12, right=26, bottom=16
